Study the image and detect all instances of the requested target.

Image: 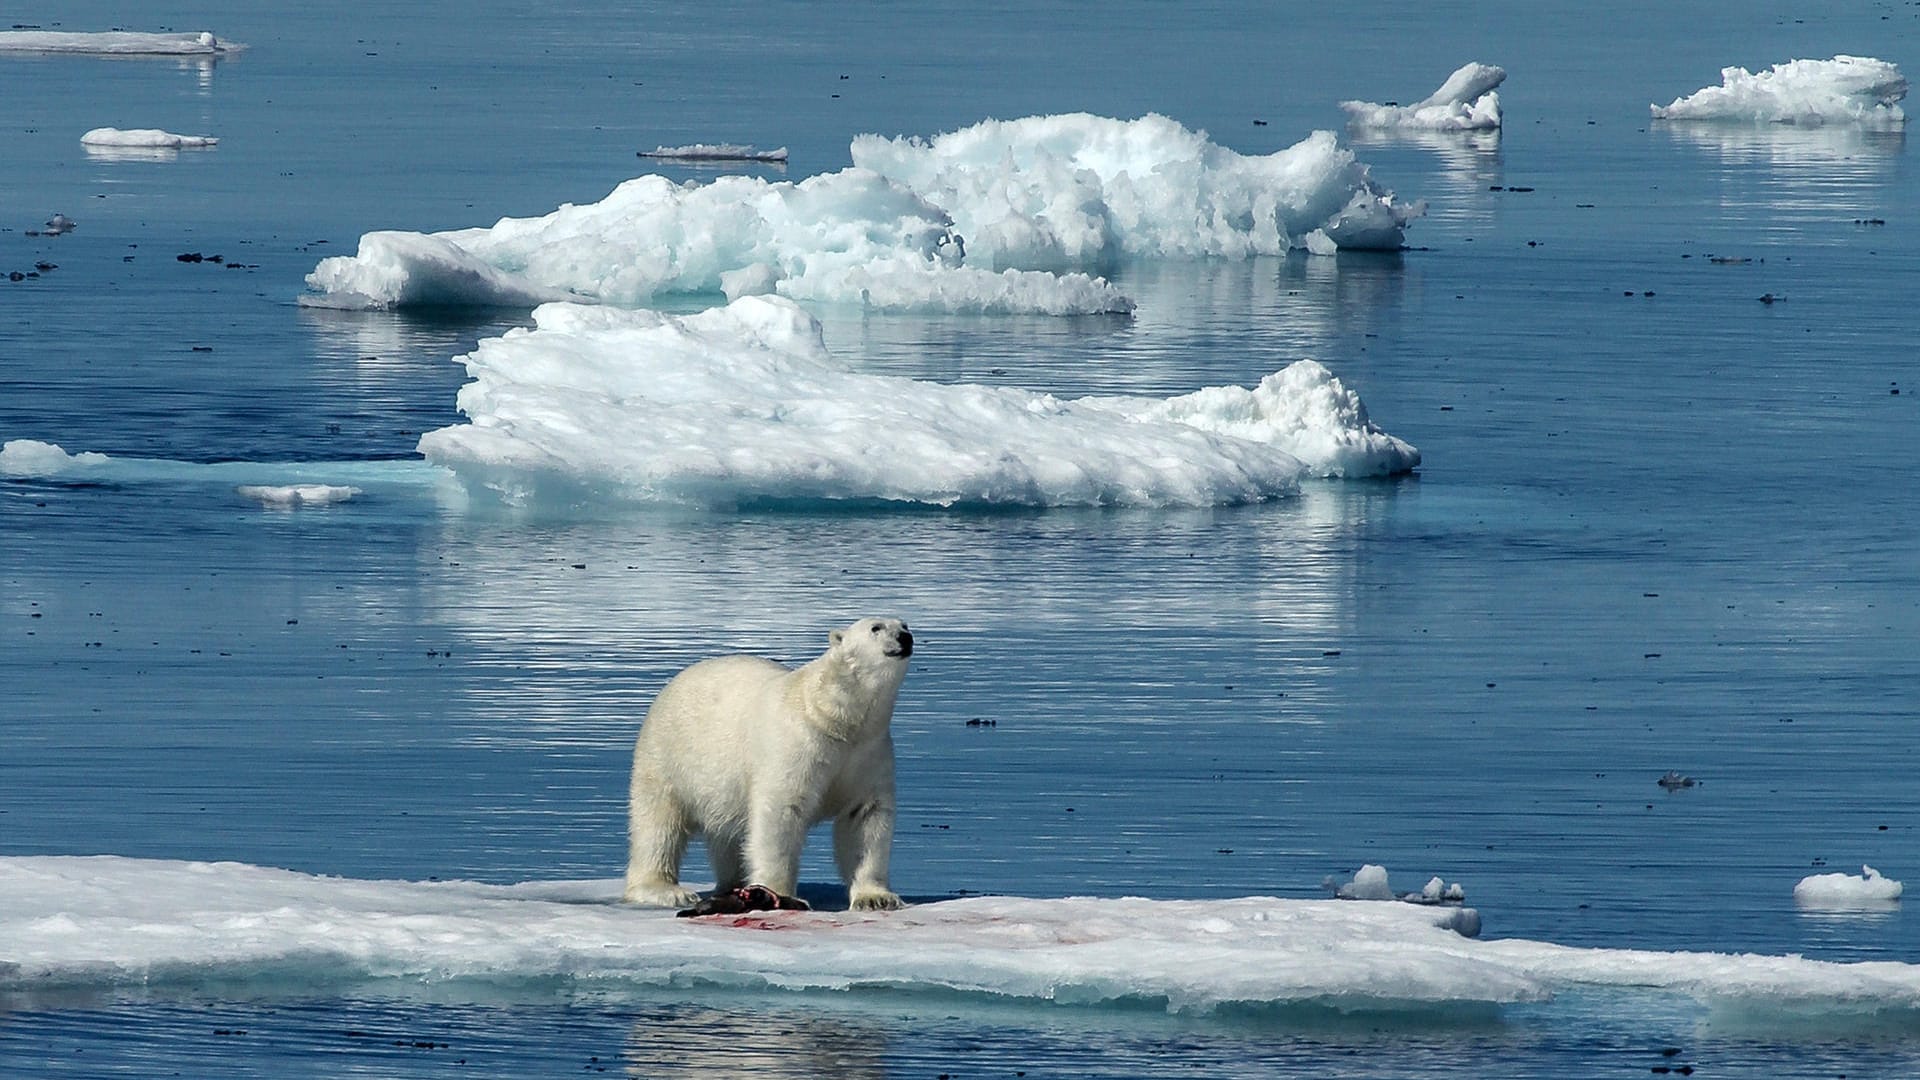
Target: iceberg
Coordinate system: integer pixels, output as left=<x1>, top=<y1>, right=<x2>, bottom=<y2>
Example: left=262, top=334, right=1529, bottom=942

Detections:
left=415, top=295, right=1418, bottom=509
left=7, top=855, right=1920, bottom=1027
left=80, top=127, right=219, bottom=149
left=0, top=30, right=239, bottom=55
left=1651, top=55, right=1907, bottom=127
left=304, top=113, right=1419, bottom=313
left=1341, top=63, right=1506, bottom=132
left=850, top=113, right=1422, bottom=269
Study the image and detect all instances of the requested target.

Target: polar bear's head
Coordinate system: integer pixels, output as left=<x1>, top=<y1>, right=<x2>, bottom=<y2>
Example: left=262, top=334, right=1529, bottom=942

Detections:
left=829, top=617, right=914, bottom=667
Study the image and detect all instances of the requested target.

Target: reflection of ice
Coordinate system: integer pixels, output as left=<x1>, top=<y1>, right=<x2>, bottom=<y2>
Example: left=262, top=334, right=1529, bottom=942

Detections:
left=296, top=305, right=529, bottom=371
left=1653, top=125, right=1904, bottom=222
left=621, top=1008, right=883, bottom=1080
left=83, top=144, right=184, bottom=164
left=1347, top=129, right=1503, bottom=216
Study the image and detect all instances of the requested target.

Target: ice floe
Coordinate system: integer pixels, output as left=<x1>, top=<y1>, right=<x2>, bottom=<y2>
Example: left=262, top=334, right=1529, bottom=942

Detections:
left=5, top=855, right=1920, bottom=1027
left=1651, top=55, right=1908, bottom=128
left=1341, top=62, right=1506, bottom=132
left=1795, top=866, right=1904, bottom=910
left=415, top=295, right=1418, bottom=509
left=234, top=484, right=361, bottom=507
left=80, top=127, right=218, bottom=149
left=304, top=113, right=1419, bottom=313
left=639, top=143, right=789, bottom=163
left=0, top=30, right=239, bottom=55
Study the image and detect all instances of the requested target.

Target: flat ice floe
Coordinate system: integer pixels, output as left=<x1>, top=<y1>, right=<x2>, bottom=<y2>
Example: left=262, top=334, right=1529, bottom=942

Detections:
left=0, top=30, right=239, bottom=55
left=5, top=856, right=1920, bottom=1028
left=303, top=113, right=1419, bottom=313
left=0, top=439, right=444, bottom=504
left=80, top=127, right=218, bottom=149
left=416, top=296, right=1419, bottom=509
left=1341, top=62, right=1506, bottom=132
left=638, top=143, right=789, bottom=163
left=1652, top=55, right=1908, bottom=127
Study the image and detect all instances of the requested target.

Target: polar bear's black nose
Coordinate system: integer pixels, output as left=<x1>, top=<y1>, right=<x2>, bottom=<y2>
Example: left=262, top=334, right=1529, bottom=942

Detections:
left=895, top=629, right=913, bottom=657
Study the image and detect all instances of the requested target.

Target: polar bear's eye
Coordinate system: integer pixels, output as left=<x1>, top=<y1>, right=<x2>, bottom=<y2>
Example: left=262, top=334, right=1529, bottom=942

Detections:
left=869, top=624, right=882, bottom=633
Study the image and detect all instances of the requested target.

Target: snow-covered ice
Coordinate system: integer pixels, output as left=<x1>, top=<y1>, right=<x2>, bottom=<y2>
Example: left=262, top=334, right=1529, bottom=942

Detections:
left=415, top=295, right=1418, bottom=509
left=639, top=143, right=789, bottom=163
left=5, top=856, right=1920, bottom=1025
left=303, top=113, right=1419, bottom=313
left=0, top=30, right=239, bottom=55
left=1341, top=63, right=1506, bottom=132
left=0, top=439, right=445, bottom=502
left=1652, top=56, right=1907, bottom=128
left=1795, top=866, right=1904, bottom=909
left=80, top=127, right=218, bottom=149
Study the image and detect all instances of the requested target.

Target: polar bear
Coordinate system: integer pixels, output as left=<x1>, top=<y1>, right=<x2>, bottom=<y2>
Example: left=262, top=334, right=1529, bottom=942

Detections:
left=623, top=617, right=914, bottom=911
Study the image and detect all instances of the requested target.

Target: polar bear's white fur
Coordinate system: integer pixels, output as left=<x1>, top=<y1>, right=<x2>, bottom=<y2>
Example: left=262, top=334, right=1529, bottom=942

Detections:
left=623, top=617, right=914, bottom=911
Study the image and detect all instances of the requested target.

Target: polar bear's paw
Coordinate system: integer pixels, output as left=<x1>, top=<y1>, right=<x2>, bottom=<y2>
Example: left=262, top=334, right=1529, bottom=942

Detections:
left=623, top=880, right=702, bottom=908
left=850, top=886, right=905, bottom=911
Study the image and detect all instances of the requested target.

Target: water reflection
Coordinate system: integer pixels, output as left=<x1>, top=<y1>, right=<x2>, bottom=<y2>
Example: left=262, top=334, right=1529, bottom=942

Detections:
left=1349, top=128, right=1505, bottom=219
left=1651, top=124, right=1905, bottom=224
left=622, top=1007, right=884, bottom=1079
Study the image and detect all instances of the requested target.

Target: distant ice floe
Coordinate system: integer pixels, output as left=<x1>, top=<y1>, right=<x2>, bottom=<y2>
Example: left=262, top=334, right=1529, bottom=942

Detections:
left=0, top=30, right=239, bottom=55
left=638, top=143, right=789, bottom=163
left=304, top=112, right=1420, bottom=314
left=416, top=295, right=1418, bottom=510
left=1341, top=62, right=1506, bottom=132
left=234, top=484, right=361, bottom=507
left=1329, top=864, right=1468, bottom=905
left=80, top=127, right=218, bottom=149
left=8, top=856, right=1920, bottom=1028
left=1795, top=866, right=1904, bottom=910
left=1652, top=55, right=1908, bottom=128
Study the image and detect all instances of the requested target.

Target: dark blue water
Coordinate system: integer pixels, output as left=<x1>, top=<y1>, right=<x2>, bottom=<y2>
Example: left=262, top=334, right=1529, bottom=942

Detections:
left=4, top=1, right=1918, bottom=1075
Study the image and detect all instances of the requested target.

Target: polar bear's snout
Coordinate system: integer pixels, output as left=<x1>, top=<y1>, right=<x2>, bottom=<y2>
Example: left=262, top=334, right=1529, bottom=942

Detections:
left=886, top=627, right=913, bottom=659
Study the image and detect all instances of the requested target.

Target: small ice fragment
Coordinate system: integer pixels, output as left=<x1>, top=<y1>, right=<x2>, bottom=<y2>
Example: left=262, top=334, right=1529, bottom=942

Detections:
left=1341, top=62, right=1506, bottom=131
left=81, top=127, right=219, bottom=149
left=1657, top=771, right=1697, bottom=789
left=1794, top=865, right=1903, bottom=909
left=235, top=484, right=361, bottom=506
left=1651, top=55, right=1907, bottom=128
left=1336, top=864, right=1395, bottom=900
left=43, top=213, right=76, bottom=234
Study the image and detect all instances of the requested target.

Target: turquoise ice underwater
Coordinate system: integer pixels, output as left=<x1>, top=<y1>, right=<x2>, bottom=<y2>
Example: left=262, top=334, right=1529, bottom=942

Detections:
left=3, top=1, right=1919, bottom=1076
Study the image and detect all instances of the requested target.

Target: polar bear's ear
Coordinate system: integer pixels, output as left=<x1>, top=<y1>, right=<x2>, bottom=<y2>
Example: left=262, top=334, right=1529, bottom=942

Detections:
left=829, top=629, right=845, bottom=647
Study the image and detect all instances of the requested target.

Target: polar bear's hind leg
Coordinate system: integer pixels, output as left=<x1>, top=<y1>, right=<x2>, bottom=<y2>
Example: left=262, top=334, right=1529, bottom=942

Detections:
left=623, top=782, right=700, bottom=907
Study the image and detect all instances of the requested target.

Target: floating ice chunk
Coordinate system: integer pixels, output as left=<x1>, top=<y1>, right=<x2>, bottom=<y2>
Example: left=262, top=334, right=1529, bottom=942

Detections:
left=80, top=127, right=219, bottom=149
left=235, top=484, right=361, bottom=506
left=11, top=856, right=1920, bottom=1024
left=639, top=143, right=789, bottom=163
left=1335, top=864, right=1397, bottom=900
left=1342, top=62, right=1506, bottom=132
left=1795, top=865, right=1904, bottom=909
left=0, top=30, right=239, bottom=55
left=304, top=168, right=1130, bottom=315
left=851, top=113, right=1421, bottom=266
left=416, top=295, right=1415, bottom=509
left=0, top=439, right=109, bottom=477
left=1651, top=56, right=1907, bottom=128
left=719, top=262, right=783, bottom=299
left=41, top=213, right=76, bottom=235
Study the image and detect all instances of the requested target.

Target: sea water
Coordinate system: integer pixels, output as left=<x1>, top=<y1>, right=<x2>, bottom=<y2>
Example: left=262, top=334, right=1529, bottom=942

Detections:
left=3, top=1, right=1917, bottom=1076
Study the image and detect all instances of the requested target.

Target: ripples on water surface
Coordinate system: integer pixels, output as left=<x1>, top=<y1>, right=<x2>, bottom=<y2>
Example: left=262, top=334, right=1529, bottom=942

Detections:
left=3, top=0, right=1917, bottom=1075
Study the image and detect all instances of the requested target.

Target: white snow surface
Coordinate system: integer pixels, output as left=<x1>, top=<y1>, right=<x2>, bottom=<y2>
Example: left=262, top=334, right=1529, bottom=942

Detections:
left=80, top=127, right=218, bottom=149
left=0, top=30, right=238, bottom=55
left=303, top=113, right=1418, bottom=312
left=6, top=856, right=1920, bottom=1022
left=1652, top=55, right=1908, bottom=127
left=415, top=296, right=1419, bottom=509
left=850, top=113, right=1421, bottom=269
left=1341, top=62, right=1506, bottom=132
left=640, top=143, right=789, bottom=162
left=1795, top=866, right=1904, bottom=908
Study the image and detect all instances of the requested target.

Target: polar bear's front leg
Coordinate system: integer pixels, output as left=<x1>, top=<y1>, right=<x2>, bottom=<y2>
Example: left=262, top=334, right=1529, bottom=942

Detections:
left=744, top=803, right=808, bottom=897
left=623, top=788, right=700, bottom=908
left=835, top=800, right=903, bottom=910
